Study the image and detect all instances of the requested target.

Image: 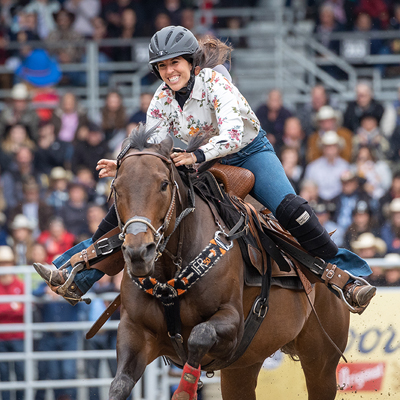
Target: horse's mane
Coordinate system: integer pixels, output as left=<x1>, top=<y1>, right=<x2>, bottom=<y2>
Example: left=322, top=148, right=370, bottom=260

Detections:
left=121, top=123, right=220, bottom=173
left=122, top=123, right=159, bottom=151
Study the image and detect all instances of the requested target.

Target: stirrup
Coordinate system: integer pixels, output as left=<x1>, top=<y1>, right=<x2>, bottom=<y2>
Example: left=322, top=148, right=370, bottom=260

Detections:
left=56, top=262, right=91, bottom=305
left=330, top=272, right=374, bottom=314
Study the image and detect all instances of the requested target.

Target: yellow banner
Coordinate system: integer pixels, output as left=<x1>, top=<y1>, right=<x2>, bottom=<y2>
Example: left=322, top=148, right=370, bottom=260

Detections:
left=256, top=288, right=400, bottom=399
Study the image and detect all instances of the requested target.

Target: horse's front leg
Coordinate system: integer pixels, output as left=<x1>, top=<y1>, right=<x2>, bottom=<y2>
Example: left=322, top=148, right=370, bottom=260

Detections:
left=173, top=306, right=241, bottom=400
left=109, top=314, right=155, bottom=400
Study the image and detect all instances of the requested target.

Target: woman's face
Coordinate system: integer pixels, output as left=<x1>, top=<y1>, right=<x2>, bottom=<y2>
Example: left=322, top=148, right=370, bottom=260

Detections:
left=157, top=56, right=192, bottom=92
left=106, top=92, right=122, bottom=112
left=10, top=125, right=28, bottom=144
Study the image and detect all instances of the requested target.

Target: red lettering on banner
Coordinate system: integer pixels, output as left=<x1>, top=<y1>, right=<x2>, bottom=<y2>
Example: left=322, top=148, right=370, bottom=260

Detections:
left=337, top=363, right=385, bottom=391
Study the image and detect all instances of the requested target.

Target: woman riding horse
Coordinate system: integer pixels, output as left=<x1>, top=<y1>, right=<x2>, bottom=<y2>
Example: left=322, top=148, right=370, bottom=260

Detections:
left=34, top=27, right=375, bottom=316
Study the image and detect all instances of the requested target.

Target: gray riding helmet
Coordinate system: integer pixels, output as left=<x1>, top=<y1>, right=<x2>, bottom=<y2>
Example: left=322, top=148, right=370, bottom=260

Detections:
left=149, top=25, right=199, bottom=79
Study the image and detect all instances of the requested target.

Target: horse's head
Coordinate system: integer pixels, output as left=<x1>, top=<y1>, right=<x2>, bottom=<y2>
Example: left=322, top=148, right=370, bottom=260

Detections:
left=113, top=125, right=176, bottom=277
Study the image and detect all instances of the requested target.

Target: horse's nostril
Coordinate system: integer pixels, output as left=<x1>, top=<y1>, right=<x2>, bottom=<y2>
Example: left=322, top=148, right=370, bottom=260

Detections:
left=121, top=244, right=126, bottom=252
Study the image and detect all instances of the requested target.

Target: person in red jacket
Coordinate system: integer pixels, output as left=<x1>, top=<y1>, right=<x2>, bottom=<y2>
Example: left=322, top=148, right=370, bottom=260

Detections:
left=37, top=217, right=75, bottom=264
left=0, top=245, right=25, bottom=400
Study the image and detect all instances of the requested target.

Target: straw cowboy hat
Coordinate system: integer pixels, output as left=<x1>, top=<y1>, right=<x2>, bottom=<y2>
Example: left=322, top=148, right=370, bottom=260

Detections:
left=389, top=198, right=400, bottom=213
left=49, top=167, right=73, bottom=182
left=316, top=106, right=340, bottom=121
left=351, top=233, right=387, bottom=254
left=0, top=246, right=15, bottom=263
left=10, top=214, right=34, bottom=231
left=10, top=83, right=29, bottom=100
left=16, top=49, right=61, bottom=87
left=319, top=130, right=345, bottom=148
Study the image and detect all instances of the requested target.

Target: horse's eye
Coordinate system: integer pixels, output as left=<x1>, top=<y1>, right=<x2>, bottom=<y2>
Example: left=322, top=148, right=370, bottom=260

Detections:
left=161, top=181, right=169, bottom=192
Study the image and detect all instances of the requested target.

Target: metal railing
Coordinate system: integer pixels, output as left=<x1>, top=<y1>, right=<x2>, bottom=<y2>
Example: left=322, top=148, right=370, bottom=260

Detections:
left=0, top=266, right=220, bottom=400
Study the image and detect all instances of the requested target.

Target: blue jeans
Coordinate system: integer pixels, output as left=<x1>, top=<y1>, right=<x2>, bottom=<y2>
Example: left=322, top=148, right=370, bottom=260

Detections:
left=0, top=339, right=24, bottom=400
left=53, top=239, right=104, bottom=293
left=221, top=129, right=295, bottom=215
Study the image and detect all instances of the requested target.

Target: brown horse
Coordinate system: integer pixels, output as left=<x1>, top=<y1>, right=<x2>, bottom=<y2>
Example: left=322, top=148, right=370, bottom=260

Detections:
left=108, top=128, right=350, bottom=400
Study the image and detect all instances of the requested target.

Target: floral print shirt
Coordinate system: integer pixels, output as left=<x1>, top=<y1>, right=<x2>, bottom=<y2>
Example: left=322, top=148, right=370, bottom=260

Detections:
left=146, top=68, right=260, bottom=161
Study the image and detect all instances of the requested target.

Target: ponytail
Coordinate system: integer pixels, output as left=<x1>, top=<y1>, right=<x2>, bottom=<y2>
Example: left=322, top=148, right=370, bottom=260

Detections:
left=193, top=36, right=232, bottom=71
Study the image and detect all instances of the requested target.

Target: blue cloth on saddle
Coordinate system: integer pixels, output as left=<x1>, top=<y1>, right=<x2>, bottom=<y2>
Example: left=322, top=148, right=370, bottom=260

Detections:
left=325, top=248, right=372, bottom=278
left=52, top=238, right=105, bottom=293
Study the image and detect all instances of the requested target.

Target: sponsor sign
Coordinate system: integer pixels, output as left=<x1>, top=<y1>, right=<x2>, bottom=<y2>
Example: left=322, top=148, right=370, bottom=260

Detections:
left=256, top=288, right=400, bottom=399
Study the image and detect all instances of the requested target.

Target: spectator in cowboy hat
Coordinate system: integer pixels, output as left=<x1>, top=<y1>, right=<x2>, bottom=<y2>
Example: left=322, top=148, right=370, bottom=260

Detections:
left=45, top=167, right=72, bottom=213
left=15, top=49, right=61, bottom=123
left=353, top=112, right=390, bottom=161
left=351, top=232, right=387, bottom=259
left=8, top=214, right=36, bottom=265
left=332, top=170, right=374, bottom=234
left=0, top=83, right=39, bottom=142
left=304, top=130, right=350, bottom=201
left=307, top=105, right=353, bottom=163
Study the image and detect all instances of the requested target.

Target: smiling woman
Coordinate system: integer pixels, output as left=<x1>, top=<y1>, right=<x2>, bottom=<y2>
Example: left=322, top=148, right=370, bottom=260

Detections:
left=156, top=57, right=192, bottom=92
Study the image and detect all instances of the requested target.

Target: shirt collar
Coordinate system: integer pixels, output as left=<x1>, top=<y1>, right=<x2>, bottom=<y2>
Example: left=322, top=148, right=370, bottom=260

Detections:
left=190, top=72, right=204, bottom=101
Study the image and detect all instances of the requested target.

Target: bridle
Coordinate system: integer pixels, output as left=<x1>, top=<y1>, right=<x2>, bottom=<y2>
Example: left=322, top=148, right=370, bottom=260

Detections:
left=110, top=149, right=194, bottom=261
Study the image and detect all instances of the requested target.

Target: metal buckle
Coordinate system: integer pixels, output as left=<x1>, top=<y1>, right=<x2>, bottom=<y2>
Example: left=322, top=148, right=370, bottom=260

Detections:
left=252, top=297, right=268, bottom=318
left=214, top=231, right=233, bottom=251
left=325, top=268, right=335, bottom=280
left=96, top=238, right=113, bottom=255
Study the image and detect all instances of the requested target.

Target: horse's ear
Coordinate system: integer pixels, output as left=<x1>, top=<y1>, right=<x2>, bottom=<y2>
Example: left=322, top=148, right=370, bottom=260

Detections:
left=158, top=135, right=174, bottom=157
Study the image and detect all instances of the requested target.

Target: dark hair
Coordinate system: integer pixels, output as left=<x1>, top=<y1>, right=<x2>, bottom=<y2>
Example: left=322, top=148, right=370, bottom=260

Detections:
left=193, top=36, right=232, bottom=71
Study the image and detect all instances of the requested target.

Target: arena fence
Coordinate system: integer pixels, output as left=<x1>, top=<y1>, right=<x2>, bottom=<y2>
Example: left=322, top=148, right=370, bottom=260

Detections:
left=0, top=266, right=220, bottom=400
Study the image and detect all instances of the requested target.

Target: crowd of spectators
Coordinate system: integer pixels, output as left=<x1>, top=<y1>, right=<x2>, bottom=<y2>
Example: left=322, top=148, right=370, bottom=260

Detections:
left=0, top=0, right=256, bottom=88
left=308, top=0, right=400, bottom=78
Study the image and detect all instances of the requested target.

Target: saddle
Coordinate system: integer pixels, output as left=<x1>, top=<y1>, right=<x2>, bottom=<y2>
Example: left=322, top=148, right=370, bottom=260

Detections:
left=209, top=163, right=303, bottom=290
left=193, top=163, right=309, bottom=292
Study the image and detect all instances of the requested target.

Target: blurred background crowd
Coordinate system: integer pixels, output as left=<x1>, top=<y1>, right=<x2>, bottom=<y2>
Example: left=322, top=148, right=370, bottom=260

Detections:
left=0, top=0, right=400, bottom=399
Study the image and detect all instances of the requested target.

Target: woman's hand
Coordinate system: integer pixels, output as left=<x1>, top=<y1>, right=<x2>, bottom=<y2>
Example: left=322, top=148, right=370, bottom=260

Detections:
left=170, top=151, right=197, bottom=167
left=96, top=159, right=117, bottom=178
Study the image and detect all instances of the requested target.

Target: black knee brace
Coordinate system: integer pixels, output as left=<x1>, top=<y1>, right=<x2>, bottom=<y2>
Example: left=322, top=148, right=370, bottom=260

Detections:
left=275, top=194, right=338, bottom=259
left=92, top=204, right=119, bottom=242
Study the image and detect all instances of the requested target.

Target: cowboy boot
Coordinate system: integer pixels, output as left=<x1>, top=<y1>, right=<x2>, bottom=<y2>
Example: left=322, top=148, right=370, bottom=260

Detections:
left=343, top=281, right=376, bottom=315
left=33, top=262, right=85, bottom=306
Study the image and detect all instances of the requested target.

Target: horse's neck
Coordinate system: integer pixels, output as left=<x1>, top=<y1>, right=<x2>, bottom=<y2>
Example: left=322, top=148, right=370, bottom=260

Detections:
left=160, top=172, right=214, bottom=279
